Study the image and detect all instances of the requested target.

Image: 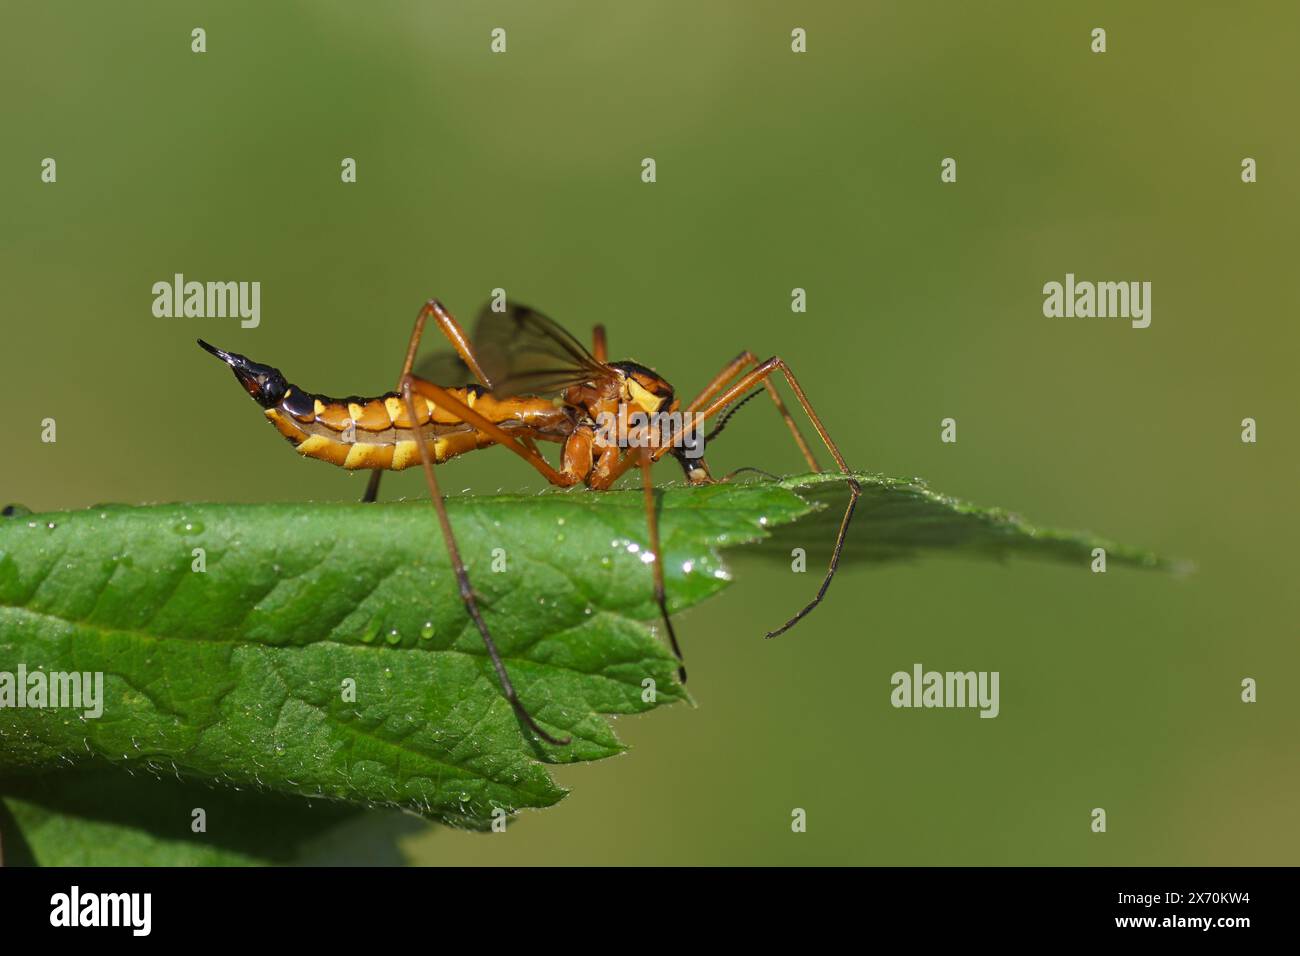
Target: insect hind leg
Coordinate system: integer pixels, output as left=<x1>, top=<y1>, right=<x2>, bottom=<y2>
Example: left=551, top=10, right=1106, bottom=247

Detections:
left=363, top=299, right=493, bottom=503
left=399, top=380, right=570, bottom=746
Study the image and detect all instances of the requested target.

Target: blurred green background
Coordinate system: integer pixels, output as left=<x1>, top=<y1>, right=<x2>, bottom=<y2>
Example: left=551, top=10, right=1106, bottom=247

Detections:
left=2, top=1, right=1296, bottom=865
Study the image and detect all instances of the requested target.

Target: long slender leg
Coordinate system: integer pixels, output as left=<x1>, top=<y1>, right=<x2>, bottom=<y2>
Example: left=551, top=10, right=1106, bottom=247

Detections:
left=662, top=358, right=851, bottom=470
left=638, top=444, right=686, bottom=682
left=402, top=377, right=576, bottom=486
left=361, top=469, right=384, bottom=504
left=400, top=382, right=571, bottom=746
left=684, top=351, right=819, bottom=472
left=423, top=300, right=494, bottom=389
left=682, top=350, right=754, bottom=412
left=607, top=357, right=860, bottom=638
left=592, top=324, right=608, bottom=363
left=364, top=300, right=493, bottom=503
left=697, top=359, right=859, bottom=637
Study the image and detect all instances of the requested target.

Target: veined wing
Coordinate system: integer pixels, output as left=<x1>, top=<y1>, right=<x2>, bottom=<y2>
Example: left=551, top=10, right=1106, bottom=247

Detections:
left=473, top=303, right=611, bottom=396
left=416, top=302, right=610, bottom=397
left=410, top=349, right=474, bottom=387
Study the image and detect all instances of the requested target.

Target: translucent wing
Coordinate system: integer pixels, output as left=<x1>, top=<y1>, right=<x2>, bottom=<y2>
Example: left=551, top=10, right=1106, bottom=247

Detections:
left=469, top=303, right=610, bottom=397
left=411, top=348, right=475, bottom=387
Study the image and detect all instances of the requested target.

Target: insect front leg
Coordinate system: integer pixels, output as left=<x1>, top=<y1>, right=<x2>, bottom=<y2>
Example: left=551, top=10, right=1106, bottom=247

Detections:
left=599, top=357, right=858, bottom=638
left=682, top=351, right=820, bottom=473
left=685, top=357, right=860, bottom=637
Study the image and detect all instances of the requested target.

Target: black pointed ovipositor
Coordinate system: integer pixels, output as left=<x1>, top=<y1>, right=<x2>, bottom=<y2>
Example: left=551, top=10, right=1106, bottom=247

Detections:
left=197, top=339, right=288, bottom=408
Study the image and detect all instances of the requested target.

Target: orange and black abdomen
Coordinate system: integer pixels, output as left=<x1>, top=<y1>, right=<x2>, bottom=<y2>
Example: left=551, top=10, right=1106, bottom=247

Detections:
left=263, top=380, right=569, bottom=471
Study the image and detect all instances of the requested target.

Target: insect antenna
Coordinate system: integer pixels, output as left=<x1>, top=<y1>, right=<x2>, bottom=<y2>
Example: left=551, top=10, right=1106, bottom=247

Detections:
left=703, top=388, right=764, bottom=444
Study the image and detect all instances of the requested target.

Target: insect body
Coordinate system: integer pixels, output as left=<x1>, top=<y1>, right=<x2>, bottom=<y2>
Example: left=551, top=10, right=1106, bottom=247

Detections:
left=197, top=342, right=572, bottom=471
left=200, top=300, right=860, bottom=746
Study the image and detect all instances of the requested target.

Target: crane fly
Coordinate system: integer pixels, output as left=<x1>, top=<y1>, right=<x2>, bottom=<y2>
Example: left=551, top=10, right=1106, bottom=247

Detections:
left=198, top=300, right=861, bottom=745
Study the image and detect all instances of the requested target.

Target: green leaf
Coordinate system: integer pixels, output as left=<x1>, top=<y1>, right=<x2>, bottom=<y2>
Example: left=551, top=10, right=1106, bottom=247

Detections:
left=758, top=473, right=1179, bottom=570
left=0, top=771, right=408, bottom=866
left=0, top=480, right=811, bottom=832
left=0, top=473, right=1175, bottom=847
